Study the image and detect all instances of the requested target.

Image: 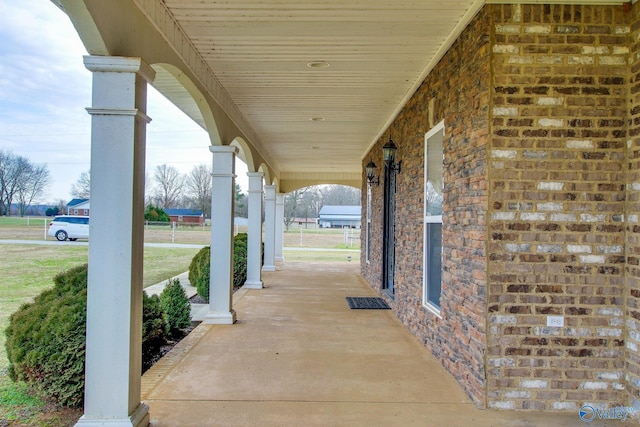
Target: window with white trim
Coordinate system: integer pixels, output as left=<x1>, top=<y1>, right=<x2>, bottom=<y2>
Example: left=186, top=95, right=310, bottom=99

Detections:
left=423, top=121, right=444, bottom=314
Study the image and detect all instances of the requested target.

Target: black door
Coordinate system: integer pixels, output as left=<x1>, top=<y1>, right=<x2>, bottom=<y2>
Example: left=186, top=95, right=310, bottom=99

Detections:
left=382, top=163, right=396, bottom=297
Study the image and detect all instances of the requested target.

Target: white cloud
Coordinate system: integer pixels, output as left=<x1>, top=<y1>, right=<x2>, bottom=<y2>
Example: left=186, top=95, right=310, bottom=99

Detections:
left=0, top=1, right=248, bottom=204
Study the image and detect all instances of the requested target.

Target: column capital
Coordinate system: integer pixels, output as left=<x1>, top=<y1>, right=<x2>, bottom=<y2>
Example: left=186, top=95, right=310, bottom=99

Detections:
left=210, top=145, right=237, bottom=177
left=209, top=145, right=239, bottom=155
left=264, top=185, right=277, bottom=199
left=247, top=172, right=264, bottom=193
left=83, top=56, right=155, bottom=83
left=85, top=108, right=152, bottom=124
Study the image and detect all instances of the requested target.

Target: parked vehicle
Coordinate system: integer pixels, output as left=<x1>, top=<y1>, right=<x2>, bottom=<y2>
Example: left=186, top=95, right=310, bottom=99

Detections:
left=48, top=215, right=90, bottom=241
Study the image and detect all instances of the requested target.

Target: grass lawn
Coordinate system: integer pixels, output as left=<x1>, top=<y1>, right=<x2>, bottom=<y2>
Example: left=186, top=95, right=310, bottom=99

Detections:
left=0, top=219, right=360, bottom=425
left=0, top=243, right=201, bottom=426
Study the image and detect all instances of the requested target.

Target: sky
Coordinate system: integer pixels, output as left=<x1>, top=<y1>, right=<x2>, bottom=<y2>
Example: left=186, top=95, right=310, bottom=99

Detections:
left=0, top=1, right=248, bottom=204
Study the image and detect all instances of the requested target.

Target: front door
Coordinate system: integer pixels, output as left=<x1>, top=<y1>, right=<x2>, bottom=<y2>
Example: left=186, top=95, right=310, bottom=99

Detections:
left=382, top=162, right=396, bottom=297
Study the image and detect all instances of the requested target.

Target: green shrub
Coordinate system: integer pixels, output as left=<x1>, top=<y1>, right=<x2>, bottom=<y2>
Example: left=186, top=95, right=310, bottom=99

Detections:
left=5, top=265, right=88, bottom=407
left=188, top=233, right=254, bottom=302
left=5, top=265, right=169, bottom=407
left=188, top=245, right=210, bottom=291
left=194, top=263, right=211, bottom=303
left=233, top=234, right=248, bottom=288
left=144, top=204, right=170, bottom=222
left=160, top=279, right=191, bottom=337
left=142, top=292, right=168, bottom=372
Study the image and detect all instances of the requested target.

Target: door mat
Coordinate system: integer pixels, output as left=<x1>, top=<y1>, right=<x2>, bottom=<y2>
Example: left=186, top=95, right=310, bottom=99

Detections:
left=345, top=297, right=390, bottom=310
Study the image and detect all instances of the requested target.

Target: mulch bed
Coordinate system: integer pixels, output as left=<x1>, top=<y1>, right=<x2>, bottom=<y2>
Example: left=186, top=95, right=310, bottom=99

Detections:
left=189, top=294, right=207, bottom=304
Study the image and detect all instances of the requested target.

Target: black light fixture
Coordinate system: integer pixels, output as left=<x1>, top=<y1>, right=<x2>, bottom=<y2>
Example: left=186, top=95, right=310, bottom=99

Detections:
left=366, top=159, right=379, bottom=186
left=383, top=137, right=402, bottom=173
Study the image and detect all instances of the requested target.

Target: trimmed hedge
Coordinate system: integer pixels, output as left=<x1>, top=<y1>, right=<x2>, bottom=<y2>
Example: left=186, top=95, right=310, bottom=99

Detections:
left=189, top=233, right=253, bottom=302
left=233, top=233, right=248, bottom=288
left=5, top=265, right=170, bottom=407
left=5, top=264, right=88, bottom=407
left=189, top=245, right=210, bottom=301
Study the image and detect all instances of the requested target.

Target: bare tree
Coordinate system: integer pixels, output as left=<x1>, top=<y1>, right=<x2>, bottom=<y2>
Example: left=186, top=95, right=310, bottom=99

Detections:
left=0, top=150, right=46, bottom=216
left=16, top=164, right=50, bottom=216
left=152, top=164, right=185, bottom=208
left=185, top=164, right=211, bottom=217
left=320, top=184, right=361, bottom=207
left=0, top=150, right=8, bottom=215
left=284, top=188, right=308, bottom=231
left=54, top=199, right=67, bottom=215
left=300, top=188, right=322, bottom=226
left=70, top=170, right=91, bottom=199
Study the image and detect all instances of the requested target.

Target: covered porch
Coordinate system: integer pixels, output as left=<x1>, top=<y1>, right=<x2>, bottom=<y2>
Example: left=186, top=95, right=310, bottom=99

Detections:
left=48, top=1, right=640, bottom=423
left=141, top=262, right=586, bottom=426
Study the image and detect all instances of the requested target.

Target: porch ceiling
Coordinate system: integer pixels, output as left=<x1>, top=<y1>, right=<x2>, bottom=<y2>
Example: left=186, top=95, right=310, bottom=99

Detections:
left=156, top=0, right=484, bottom=183
left=56, top=0, right=625, bottom=188
left=164, top=0, right=478, bottom=179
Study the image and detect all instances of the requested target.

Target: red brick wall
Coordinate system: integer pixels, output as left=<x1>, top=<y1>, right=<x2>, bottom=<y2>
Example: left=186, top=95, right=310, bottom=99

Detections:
left=169, top=215, right=203, bottom=224
left=627, top=1, right=640, bottom=411
left=488, top=4, right=629, bottom=411
left=362, top=2, right=640, bottom=413
left=361, top=8, right=491, bottom=407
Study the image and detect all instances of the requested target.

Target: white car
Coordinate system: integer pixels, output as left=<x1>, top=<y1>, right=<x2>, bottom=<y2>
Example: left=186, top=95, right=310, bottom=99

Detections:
left=48, top=215, right=90, bottom=241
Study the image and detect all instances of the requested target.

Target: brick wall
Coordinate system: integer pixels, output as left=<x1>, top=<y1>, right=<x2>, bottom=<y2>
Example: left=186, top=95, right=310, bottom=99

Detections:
left=362, top=2, right=640, bottom=413
left=361, top=9, right=491, bottom=407
left=488, top=4, right=629, bottom=411
left=627, top=2, right=640, bottom=411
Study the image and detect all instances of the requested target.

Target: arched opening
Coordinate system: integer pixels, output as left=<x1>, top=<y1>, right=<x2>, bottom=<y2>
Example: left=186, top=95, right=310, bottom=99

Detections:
left=282, top=184, right=362, bottom=260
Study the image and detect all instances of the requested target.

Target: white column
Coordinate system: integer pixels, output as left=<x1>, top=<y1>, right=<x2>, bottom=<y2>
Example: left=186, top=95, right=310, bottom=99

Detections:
left=77, top=56, right=154, bottom=427
left=262, top=185, right=276, bottom=271
left=275, top=193, right=285, bottom=262
left=244, top=172, right=264, bottom=288
left=205, top=145, right=237, bottom=325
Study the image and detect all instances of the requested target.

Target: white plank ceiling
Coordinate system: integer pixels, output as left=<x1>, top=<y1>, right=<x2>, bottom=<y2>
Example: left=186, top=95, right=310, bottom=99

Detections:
left=151, top=0, right=483, bottom=178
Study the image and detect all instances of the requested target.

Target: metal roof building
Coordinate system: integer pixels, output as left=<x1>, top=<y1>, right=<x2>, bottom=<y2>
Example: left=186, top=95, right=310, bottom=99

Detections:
left=318, top=205, right=361, bottom=229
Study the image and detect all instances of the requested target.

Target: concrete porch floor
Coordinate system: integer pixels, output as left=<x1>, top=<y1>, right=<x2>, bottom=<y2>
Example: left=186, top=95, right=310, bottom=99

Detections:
left=142, top=262, right=620, bottom=426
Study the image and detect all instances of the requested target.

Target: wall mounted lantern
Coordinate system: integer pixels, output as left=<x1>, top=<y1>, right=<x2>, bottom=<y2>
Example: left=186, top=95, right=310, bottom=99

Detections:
left=366, top=160, right=379, bottom=186
left=383, top=137, right=402, bottom=174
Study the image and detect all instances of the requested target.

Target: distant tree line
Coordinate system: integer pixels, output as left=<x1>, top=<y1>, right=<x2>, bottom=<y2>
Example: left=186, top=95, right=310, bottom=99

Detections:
left=0, top=149, right=50, bottom=217
left=69, top=166, right=360, bottom=227
left=71, top=163, right=248, bottom=219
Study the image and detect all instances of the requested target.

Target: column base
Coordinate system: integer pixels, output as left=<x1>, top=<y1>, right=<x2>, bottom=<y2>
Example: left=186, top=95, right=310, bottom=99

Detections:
left=275, top=256, right=285, bottom=262
left=76, top=402, right=149, bottom=427
left=243, top=280, right=263, bottom=289
left=262, top=265, right=276, bottom=272
left=204, top=310, right=237, bottom=325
